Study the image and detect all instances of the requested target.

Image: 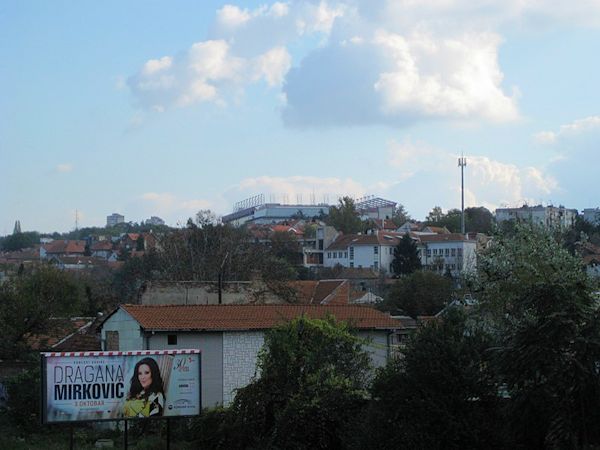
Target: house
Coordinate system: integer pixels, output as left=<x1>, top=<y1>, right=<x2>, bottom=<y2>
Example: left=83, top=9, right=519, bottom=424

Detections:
left=40, top=240, right=86, bottom=260
left=495, top=205, right=578, bottom=229
left=417, top=233, right=477, bottom=276
left=324, top=231, right=403, bottom=274
left=91, top=240, right=114, bottom=259
left=100, top=304, right=406, bottom=407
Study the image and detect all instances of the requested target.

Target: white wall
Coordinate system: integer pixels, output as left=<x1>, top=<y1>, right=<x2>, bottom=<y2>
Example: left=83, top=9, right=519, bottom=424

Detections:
left=101, top=309, right=144, bottom=350
left=222, top=331, right=265, bottom=405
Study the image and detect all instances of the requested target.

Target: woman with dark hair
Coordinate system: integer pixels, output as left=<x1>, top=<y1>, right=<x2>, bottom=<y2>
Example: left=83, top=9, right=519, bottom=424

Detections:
left=123, top=357, right=165, bottom=417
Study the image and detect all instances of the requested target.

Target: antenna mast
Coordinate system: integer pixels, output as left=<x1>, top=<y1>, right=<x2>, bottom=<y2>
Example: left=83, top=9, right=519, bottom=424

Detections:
left=458, top=155, right=467, bottom=234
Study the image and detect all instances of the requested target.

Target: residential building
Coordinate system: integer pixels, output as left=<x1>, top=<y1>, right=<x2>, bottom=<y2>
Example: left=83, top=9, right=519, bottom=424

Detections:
left=145, top=216, right=165, bottom=226
left=324, top=231, right=403, bottom=274
left=583, top=208, right=600, bottom=226
left=303, top=225, right=340, bottom=267
left=495, top=205, right=578, bottom=229
left=100, top=304, right=406, bottom=407
left=40, top=240, right=86, bottom=260
left=106, top=213, right=125, bottom=227
left=417, top=233, right=477, bottom=275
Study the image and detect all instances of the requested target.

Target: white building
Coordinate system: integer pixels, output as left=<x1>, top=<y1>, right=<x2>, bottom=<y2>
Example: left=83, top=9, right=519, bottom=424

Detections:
left=145, top=216, right=165, bottom=226
left=583, top=208, right=600, bottom=226
left=106, top=213, right=125, bottom=227
left=495, top=205, right=577, bottom=229
left=324, top=230, right=477, bottom=277
left=324, top=231, right=402, bottom=274
left=418, top=233, right=477, bottom=275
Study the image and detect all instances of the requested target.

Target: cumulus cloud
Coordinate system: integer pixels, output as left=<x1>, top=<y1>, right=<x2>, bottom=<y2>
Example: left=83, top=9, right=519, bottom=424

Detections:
left=385, top=139, right=558, bottom=214
left=56, top=163, right=73, bottom=173
left=535, top=116, right=600, bottom=144
left=128, top=0, right=600, bottom=125
left=233, top=175, right=366, bottom=204
left=141, top=192, right=211, bottom=215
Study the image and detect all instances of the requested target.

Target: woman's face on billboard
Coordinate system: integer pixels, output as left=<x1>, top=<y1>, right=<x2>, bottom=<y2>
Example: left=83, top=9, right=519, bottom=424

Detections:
left=138, top=363, right=152, bottom=389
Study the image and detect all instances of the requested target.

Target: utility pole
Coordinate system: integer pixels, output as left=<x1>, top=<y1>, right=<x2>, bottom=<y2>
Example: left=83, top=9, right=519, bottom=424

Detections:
left=458, top=155, right=467, bottom=234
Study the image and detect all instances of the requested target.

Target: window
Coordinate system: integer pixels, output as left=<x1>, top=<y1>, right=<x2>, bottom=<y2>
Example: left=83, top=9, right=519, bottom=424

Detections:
left=457, top=248, right=463, bottom=257
left=327, top=252, right=331, bottom=258
left=374, top=246, right=379, bottom=254
left=451, top=248, right=456, bottom=257
left=350, top=262, right=354, bottom=268
left=427, top=249, right=431, bottom=257
left=168, top=334, right=178, bottom=345
left=349, top=247, right=354, bottom=260
left=344, top=251, right=348, bottom=259
left=445, top=248, right=450, bottom=257
left=374, top=261, right=379, bottom=269
left=433, top=249, right=438, bottom=255
left=318, top=239, right=324, bottom=250
left=105, top=331, right=119, bottom=351
left=334, top=252, right=337, bottom=258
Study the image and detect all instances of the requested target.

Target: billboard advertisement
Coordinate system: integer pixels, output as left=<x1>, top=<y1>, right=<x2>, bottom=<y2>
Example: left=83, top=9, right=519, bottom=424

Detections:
left=41, top=349, right=200, bottom=423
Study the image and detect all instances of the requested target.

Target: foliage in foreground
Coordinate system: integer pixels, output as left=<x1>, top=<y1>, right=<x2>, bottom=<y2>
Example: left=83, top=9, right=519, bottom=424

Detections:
left=222, top=315, right=371, bottom=449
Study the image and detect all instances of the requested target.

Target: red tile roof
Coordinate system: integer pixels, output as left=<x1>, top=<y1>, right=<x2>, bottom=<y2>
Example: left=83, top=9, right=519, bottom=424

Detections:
left=43, top=240, right=86, bottom=254
left=120, top=304, right=403, bottom=331
left=91, top=240, right=113, bottom=251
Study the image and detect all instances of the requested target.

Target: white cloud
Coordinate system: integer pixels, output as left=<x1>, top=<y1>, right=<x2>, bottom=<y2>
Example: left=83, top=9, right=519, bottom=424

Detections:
left=142, top=56, right=173, bottom=75
left=216, top=5, right=252, bottom=29
left=253, top=46, right=292, bottom=86
left=141, top=192, right=211, bottom=215
left=535, top=116, right=600, bottom=145
left=385, top=139, right=558, bottom=213
left=56, top=163, right=73, bottom=173
left=235, top=175, right=366, bottom=203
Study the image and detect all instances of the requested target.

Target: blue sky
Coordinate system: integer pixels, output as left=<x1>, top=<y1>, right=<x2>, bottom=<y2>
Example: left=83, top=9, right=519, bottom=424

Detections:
left=1, top=0, right=600, bottom=234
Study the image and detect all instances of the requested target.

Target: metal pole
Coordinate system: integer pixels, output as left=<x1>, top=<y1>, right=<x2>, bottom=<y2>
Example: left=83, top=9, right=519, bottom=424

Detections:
left=124, top=419, right=128, bottom=450
left=166, top=418, right=171, bottom=450
left=70, top=424, right=74, bottom=450
left=458, top=156, right=467, bottom=234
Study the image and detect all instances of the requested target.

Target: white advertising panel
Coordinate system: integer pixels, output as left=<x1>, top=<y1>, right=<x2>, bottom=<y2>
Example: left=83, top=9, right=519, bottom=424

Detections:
left=41, top=349, right=200, bottom=423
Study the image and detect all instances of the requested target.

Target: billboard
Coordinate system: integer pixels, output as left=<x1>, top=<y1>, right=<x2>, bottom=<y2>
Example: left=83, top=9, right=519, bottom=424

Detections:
left=41, top=349, right=200, bottom=423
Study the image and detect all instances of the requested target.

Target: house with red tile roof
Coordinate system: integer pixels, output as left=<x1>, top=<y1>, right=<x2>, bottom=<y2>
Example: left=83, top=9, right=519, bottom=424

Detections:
left=40, top=240, right=86, bottom=259
left=100, top=303, right=407, bottom=407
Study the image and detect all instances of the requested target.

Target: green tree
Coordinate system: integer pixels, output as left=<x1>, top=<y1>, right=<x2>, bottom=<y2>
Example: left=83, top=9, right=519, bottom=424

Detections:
left=135, top=235, right=145, bottom=251
left=465, top=206, right=493, bottom=234
left=391, top=233, right=422, bottom=276
left=476, top=225, right=600, bottom=448
left=381, top=270, right=453, bottom=317
left=0, top=231, right=40, bottom=251
left=269, top=231, right=302, bottom=266
left=327, top=196, right=362, bottom=234
left=224, top=316, right=371, bottom=449
left=0, top=266, right=83, bottom=359
left=364, top=309, right=505, bottom=450
left=391, top=203, right=412, bottom=227
left=426, top=206, right=444, bottom=223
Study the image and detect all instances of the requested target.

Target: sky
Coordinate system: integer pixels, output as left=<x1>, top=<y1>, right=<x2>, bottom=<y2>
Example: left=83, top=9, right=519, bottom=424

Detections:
left=1, top=0, right=600, bottom=234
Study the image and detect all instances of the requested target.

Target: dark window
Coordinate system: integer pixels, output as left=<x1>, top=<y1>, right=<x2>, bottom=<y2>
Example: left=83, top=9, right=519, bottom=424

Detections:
left=168, top=334, right=178, bottom=345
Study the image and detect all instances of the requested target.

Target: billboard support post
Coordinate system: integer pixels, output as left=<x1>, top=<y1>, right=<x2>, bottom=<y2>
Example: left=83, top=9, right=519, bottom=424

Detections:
left=69, top=424, right=74, bottom=450
left=167, top=418, right=171, bottom=450
left=124, top=419, right=128, bottom=450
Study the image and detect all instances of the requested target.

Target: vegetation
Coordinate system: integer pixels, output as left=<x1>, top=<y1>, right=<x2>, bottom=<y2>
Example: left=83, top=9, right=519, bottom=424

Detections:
left=221, top=316, right=371, bottom=449
left=424, top=206, right=493, bottom=234
left=391, top=233, right=422, bottom=276
left=381, top=270, right=454, bottom=317
left=326, top=196, right=363, bottom=234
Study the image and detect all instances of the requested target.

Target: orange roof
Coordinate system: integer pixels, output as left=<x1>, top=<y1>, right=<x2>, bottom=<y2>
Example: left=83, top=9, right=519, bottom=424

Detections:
left=119, top=304, right=403, bottom=331
left=91, top=240, right=113, bottom=251
left=327, top=232, right=403, bottom=250
left=43, top=240, right=86, bottom=254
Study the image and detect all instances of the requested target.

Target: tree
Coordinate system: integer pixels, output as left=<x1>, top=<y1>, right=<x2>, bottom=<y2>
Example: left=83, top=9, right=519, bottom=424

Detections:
left=391, top=203, right=412, bottom=227
left=364, top=309, right=505, bottom=450
left=391, top=233, right=421, bottom=276
left=269, top=231, right=302, bottom=266
left=0, top=231, right=40, bottom=251
left=465, top=206, right=493, bottom=234
left=0, top=266, right=83, bottom=359
left=475, top=225, right=600, bottom=448
left=380, top=270, right=453, bottom=317
left=224, top=316, right=371, bottom=449
left=136, top=235, right=145, bottom=251
left=426, top=206, right=444, bottom=223
left=327, top=196, right=362, bottom=234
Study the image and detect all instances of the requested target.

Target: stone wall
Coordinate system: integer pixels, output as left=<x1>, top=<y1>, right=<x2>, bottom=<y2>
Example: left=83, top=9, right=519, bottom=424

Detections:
left=222, top=331, right=265, bottom=405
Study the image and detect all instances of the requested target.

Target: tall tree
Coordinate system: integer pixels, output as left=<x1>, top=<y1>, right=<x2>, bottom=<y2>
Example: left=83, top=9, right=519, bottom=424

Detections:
left=327, top=196, right=362, bottom=234
left=426, top=206, right=444, bottom=223
left=364, top=309, right=505, bottom=450
left=380, top=270, right=453, bottom=317
left=391, top=233, right=422, bottom=276
left=465, top=206, right=493, bottom=234
left=224, top=316, right=371, bottom=449
left=476, top=225, right=600, bottom=448
left=391, top=204, right=412, bottom=227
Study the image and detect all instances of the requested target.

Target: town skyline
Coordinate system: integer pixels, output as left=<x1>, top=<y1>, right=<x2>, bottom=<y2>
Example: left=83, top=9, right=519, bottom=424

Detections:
left=2, top=0, right=600, bottom=233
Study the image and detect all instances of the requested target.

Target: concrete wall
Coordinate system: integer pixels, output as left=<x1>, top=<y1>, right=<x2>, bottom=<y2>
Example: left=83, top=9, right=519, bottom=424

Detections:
left=359, top=331, right=389, bottom=368
left=147, top=332, right=224, bottom=408
left=141, top=281, right=282, bottom=306
left=222, top=331, right=265, bottom=405
left=101, top=309, right=144, bottom=351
